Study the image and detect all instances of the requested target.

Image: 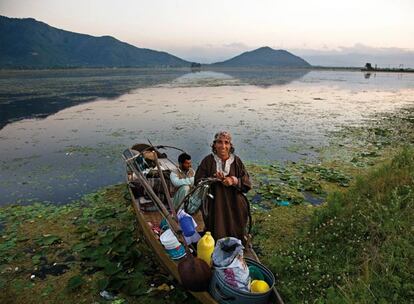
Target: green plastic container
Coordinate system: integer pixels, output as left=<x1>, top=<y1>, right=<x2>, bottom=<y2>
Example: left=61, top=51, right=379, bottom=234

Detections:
left=209, top=257, right=275, bottom=304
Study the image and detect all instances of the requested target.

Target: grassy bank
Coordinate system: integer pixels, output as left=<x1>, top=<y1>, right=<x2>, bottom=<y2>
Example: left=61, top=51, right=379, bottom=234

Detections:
left=255, top=147, right=414, bottom=303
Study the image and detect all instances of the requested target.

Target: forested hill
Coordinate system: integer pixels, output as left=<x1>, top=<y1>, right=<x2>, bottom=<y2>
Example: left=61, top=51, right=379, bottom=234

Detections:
left=211, top=46, right=311, bottom=68
left=0, top=16, right=191, bottom=68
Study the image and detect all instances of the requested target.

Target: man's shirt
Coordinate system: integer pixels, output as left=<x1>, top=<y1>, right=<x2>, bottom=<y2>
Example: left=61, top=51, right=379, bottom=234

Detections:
left=170, top=167, right=195, bottom=188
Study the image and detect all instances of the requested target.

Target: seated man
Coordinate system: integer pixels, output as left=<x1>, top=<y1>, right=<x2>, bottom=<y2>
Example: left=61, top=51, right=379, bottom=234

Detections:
left=170, top=153, right=194, bottom=209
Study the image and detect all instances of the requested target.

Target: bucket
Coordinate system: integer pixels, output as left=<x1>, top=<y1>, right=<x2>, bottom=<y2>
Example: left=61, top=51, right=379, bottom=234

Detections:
left=166, top=245, right=186, bottom=260
left=179, top=216, right=196, bottom=237
left=209, top=258, right=275, bottom=304
left=160, top=229, right=186, bottom=259
left=160, top=229, right=181, bottom=249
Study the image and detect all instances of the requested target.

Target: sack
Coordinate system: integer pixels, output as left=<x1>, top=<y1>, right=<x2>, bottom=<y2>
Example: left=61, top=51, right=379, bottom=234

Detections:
left=212, top=237, right=250, bottom=291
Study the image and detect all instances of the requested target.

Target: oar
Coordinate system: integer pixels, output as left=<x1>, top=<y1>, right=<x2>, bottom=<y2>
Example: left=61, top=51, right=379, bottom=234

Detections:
left=151, top=150, right=196, bottom=252
left=152, top=151, right=178, bottom=220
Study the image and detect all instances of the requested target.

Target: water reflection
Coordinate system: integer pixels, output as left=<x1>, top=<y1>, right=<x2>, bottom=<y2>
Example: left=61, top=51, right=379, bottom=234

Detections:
left=0, top=68, right=310, bottom=129
left=212, top=68, right=310, bottom=87
left=165, top=68, right=310, bottom=88
left=0, top=69, right=188, bottom=130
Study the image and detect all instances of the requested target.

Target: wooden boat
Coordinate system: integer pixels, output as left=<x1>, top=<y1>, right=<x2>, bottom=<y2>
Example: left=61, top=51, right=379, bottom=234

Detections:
left=122, top=144, right=284, bottom=304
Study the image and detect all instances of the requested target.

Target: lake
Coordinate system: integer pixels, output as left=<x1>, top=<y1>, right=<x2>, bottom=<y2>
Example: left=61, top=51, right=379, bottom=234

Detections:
left=0, top=68, right=413, bottom=205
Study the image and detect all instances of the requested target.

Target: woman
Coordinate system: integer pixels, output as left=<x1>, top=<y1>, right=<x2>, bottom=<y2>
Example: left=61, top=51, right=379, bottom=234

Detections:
left=195, top=131, right=251, bottom=243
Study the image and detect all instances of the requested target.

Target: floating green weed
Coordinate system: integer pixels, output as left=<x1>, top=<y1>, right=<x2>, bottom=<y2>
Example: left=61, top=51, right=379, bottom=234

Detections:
left=302, top=165, right=351, bottom=187
left=247, top=161, right=333, bottom=206
left=0, top=185, right=198, bottom=304
left=66, top=275, right=85, bottom=291
left=35, top=235, right=61, bottom=246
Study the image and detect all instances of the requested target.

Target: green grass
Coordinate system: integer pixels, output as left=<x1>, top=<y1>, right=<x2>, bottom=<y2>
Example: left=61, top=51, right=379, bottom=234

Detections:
left=267, top=147, right=414, bottom=303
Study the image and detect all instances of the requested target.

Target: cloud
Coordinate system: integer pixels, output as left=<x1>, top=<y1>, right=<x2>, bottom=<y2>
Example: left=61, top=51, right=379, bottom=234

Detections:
left=289, top=43, right=414, bottom=67
left=222, top=42, right=249, bottom=49
left=293, top=43, right=414, bottom=56
left=338, top=43, right=414, bottom=55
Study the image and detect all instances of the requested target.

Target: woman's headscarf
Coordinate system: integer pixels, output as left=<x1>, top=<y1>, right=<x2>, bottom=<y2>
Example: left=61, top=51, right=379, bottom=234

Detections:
left=211, top=131, right=235, bottom=154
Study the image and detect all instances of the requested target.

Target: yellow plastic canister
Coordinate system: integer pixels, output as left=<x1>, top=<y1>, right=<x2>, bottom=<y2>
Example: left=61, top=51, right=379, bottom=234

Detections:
left=197, top=231, right=215, bottom=266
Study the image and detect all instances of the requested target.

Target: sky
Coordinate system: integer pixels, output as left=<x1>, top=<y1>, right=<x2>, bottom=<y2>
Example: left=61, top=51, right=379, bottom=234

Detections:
left=1, top=0, right=414, bottom=66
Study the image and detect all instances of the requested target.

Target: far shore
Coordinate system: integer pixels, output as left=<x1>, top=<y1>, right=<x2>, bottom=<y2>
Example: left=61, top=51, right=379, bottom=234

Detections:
left=1, top=65, right=413, bottom=73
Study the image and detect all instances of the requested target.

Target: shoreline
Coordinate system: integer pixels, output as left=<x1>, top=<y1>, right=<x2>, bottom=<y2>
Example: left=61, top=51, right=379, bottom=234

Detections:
left=2, top=66, right=413, bottom=73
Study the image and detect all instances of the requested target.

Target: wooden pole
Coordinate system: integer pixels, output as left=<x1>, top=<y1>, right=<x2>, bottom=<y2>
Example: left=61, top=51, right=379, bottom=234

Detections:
left=152, top=151, right=178, bottom=220
left=126, top=157, right=181, bottom=233
left=152, top=151, right=193, bottom=251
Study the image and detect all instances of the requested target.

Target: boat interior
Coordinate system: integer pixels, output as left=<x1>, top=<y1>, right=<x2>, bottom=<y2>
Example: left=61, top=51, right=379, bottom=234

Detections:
left=123, top=144, right=255, bottom=257
left=122, top=144, right=283, bottom=304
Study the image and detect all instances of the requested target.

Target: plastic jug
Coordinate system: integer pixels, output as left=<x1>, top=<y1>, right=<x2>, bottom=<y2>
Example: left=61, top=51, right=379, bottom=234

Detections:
left=179, top=216, right=196, bottom=237
left=197, top=231, right=215, bottom=266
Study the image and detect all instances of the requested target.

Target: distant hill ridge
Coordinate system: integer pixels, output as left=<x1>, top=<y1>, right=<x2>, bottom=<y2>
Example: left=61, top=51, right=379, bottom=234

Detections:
left=211, top=46, right=311, bottom=67
left=0, top=15, right=311, bottom=69
left=0, top=16, right=190, bottom=68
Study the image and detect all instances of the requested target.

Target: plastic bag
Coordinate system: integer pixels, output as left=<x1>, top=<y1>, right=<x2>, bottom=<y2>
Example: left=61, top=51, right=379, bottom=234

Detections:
left=212, top=237, right=250, bottom=291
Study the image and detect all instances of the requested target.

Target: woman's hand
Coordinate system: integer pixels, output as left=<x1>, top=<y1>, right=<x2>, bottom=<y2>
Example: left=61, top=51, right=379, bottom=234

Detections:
left=215, top=171, right=225, bottom=180
left=222, top=176, right=238, bottom=187
left=214, top=172, right=238, bottom=186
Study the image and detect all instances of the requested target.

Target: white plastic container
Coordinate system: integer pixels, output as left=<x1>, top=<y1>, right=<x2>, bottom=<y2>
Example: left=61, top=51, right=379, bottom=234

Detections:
left=160, top=229, right=181, bottom=249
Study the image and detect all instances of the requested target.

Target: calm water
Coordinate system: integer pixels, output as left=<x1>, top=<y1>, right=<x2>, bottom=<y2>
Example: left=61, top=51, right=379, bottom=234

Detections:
left=1, top=69, right=413, bottom=205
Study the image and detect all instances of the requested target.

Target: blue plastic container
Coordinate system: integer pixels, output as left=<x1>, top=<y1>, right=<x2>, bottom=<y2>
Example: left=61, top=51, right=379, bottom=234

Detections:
left=179, top=216, right=196, bottom=237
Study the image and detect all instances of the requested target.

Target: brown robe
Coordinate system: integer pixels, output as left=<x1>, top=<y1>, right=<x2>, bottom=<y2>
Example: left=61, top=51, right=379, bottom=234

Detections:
left=195, top=154, right=251, bottom=243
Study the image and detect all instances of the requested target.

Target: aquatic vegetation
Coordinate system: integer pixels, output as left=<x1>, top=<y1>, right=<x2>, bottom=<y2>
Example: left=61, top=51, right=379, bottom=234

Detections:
left=0, top=185, right=198, bottom=304
left=302, top=165, right=351, bottom=187
left=324, top=106, right=414, bottom=167
left=247, top=160, right=352, bottom=207
left=61, top=145, right=97, bottom=155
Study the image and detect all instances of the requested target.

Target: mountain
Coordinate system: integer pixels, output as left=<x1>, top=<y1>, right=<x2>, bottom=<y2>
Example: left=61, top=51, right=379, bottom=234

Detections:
left=0, top=16, right=190, bottom=68
left=211, top=47, right=311, bottom=68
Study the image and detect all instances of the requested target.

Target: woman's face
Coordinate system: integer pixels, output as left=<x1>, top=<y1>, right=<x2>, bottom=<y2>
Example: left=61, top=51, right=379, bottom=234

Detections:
left=214, top=137, right=231, bottom=159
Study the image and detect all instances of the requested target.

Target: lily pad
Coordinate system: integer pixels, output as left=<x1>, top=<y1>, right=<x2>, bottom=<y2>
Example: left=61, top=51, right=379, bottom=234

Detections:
left=66, top=275, right=85, bottom=291
left=35, top=235, right=61, bottom=246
